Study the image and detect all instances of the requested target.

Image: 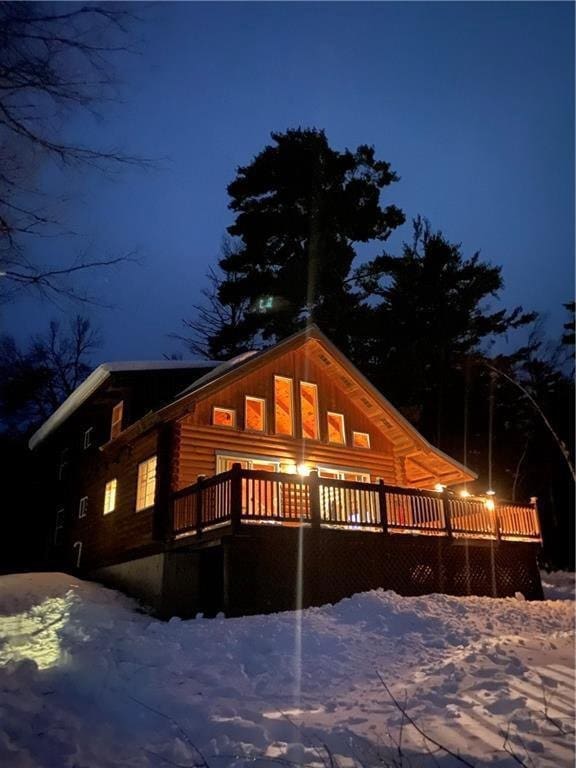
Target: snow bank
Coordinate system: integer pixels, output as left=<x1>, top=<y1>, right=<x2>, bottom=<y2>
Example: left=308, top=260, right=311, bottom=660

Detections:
left=0, top=572, right=573, bottom=767
left=541, top=570, right=576, bottom=601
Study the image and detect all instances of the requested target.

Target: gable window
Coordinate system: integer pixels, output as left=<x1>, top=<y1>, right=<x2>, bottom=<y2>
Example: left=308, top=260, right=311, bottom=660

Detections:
left=54, top=508, right=65, bottom=546
left=136, top=456, right=157, bottom=511
left=103, top=479, right=117, bottom=515
left=327, top=412, right=346, bottom=445
left=300, top=382, right=319, bottom=440
left=83, top=427, right=93, bottom=450
left=245, top=396, right=266, bottom=432
left=111, top=401, right=124, bottom=440
left=274, top=376, right=293, bottom=436
left=213, top=407, right=236, bottom=428
left=78, top=496, right=88, bottom=519
left=352, top=431, right=370, bottom=449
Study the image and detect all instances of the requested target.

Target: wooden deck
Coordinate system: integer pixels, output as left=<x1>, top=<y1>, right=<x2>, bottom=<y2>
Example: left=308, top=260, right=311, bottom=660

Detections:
left=172, top=464, right=541, bottom=543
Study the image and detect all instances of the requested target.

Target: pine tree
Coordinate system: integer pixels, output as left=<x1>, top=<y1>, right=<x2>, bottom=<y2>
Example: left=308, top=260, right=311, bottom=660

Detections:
left=207, top=128, right=404, bottom=355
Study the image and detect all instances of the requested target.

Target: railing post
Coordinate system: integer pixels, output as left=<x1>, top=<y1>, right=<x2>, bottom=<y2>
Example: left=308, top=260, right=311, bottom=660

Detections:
left=230, top=462, right=243, bottom=534
left=494, top=501, right=502, bottom=541
left=308, top=469, right=321, bottom=530
left=378, top=480, right=389, bottom=535
left=442, top=488, right=453, bottom=538
left=196, top=474, right=206, bottom=538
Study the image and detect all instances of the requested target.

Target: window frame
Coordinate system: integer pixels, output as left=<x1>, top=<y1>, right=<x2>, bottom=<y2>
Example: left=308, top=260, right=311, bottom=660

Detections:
left=299, top=381, right=320, bottom=441
left=54, top=508, right=65, bottom=546
left=136, top=455, right=157, bottom=512
left=327, top=412, right=346, bottom=445
left=83, top=427, right=93, bottom=450
left=274, top=375, right=294, bottom=436
left=352, top=431, right=371, bottom=449
left=78, top=496, right=88, bottom=519
left=110, top=401, right=124, bottom=440
left=244, top=396, right=266, bottom=433
left=103, top=478, right=117, bottom=515
left=212, top=406, right=236, bottom=429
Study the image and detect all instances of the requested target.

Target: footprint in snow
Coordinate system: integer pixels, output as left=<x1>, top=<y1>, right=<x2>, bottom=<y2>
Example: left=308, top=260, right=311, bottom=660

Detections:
left=486, top=695, right=527, bottom=715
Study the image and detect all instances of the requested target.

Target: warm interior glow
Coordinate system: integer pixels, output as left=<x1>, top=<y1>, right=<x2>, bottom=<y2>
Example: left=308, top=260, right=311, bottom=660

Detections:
left=300, top=382, right=319, bottom=440
left=103, top=478, right=117, bottom=515
left=274, top=376, right=293, bottom=435
left=213, top=407, right=235, bottom=427
left=245, top=396, right=265, bottom=431
left=352, top=431, right=370, bottom=449
left=110, top=401, right=124, bottom=440
left=328, top=412, right=346, bottom=444
left=136, top=456, right=157, bottom=511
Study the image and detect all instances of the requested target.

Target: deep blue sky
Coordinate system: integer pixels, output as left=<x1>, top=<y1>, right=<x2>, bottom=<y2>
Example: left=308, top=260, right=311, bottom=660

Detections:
left=3, top=1, right=574, bottom=363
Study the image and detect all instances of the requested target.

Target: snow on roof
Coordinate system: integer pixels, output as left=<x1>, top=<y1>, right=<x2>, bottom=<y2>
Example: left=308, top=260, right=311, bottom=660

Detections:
left=28, top=359, right=220, bottom=451
left=176, top=350, right=259, bottom=398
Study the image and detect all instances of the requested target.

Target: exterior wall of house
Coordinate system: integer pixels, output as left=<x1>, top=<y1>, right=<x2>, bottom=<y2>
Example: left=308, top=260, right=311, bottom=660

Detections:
left=173, top=348, right=399, bottom=489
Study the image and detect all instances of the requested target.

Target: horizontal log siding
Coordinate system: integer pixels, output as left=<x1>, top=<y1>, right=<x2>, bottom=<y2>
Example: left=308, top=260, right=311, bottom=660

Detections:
left=68, top=430, right=161, bottom=567
left=173, top=344, right=399, bottom=490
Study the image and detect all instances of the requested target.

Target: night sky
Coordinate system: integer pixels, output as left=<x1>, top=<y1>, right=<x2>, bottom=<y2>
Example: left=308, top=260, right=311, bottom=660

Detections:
left=2, top=1, right=574, bottom=363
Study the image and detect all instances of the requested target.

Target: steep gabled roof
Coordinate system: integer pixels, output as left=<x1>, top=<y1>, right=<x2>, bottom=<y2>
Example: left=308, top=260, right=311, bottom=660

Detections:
left=28, top=360, right=220, bottom=450
left=109, top=325, right=476, bottom=486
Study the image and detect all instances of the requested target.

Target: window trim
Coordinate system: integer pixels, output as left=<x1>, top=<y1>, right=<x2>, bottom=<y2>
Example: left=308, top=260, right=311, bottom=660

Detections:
left=110, top=401, right=124, bottom=440
left=54, top=508, right=65, bottom=546
left=78, top=496, right=88, bottom=519
left=274, top=375, right=294, bottom=436
left=83, top=427, right=93, bottom=450
left=136, top=455, right=157, bottom=512
left=352, top=431, right=371, bottom=449
left=103, top=478, right=117, bottom=515
left=212, top=406, right=236, bottom=429
left=299, top=381, right=320, bottom=441
left=216, top=452, right=280, bottom=474
left=244, top=396, right=266, bottom=432
left=327, top=412, right=346, bottom=445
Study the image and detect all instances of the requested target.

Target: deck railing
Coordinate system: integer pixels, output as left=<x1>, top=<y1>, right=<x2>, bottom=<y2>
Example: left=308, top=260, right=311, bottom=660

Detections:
left=172, top=465, right=541, bottom=543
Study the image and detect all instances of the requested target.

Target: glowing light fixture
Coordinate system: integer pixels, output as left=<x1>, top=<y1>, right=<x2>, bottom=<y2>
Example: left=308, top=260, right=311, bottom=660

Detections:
left=297, top=463, right=311, bottom=477
left=459, top=489, right=471, bottom=498
left=484, top=498, right=495, bottom=511
left=486, top=489, right=496, bottom=496
left=434, top=483, right=446, bottom=493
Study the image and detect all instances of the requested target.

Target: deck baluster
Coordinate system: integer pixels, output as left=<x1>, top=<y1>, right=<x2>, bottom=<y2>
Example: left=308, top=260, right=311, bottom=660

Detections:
left=442, top=488, right=453, bottom=537
left=309, top=470, right=321, bottom=530
left=378, top=479, right=389, bottom=534
left=230, top=463, right=243, bottom=533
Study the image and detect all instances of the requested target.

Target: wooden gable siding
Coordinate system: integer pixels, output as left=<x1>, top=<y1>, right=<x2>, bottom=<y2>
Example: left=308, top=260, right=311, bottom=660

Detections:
left=66, top=429, right=160, bottom=568
left=173, top=347, right=398, bottom=490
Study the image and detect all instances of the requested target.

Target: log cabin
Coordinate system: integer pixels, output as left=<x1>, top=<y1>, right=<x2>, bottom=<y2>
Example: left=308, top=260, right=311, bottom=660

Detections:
left=30, top=325, right=543, bottom=616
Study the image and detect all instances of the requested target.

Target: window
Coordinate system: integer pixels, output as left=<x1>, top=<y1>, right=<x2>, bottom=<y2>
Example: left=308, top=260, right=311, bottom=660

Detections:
left=274, top=376, right=293, bottom=436
left=352, top=431, right=370, bottom=449
left=327, top=412, right=346, bottom=445
left=217, top=454, right=280, bottom=473
left=136, top=456, right=157, bottom=511
left=213, top=407, right=236, bottom=428
left=318, top=467, right=370, bottom=483
left=245, top=396, right=266, bottom=432
left=300, top=382, right=319, bottom=440
left=54, top=508, right=65, bottom=546
left=83, top=427, right=93, bottom=449
left=110, top=401, right=124, bottom=440
left=103, top=479, right=117, bottom=515
left=78, top=496, right=88, bottom=518
left=57, top=448, right=69, bottom=481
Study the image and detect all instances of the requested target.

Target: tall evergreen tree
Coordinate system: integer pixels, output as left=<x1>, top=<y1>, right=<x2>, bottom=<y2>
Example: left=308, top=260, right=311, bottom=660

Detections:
left=207, top=128, right=404, bottom=356
left=359, top=218, right=536, bottom=449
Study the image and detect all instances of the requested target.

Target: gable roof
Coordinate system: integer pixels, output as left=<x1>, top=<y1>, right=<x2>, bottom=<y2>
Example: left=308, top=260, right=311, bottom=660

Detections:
left=28, top=360, right=220, bottom=450
left=108, top=325, right=476, bottom=486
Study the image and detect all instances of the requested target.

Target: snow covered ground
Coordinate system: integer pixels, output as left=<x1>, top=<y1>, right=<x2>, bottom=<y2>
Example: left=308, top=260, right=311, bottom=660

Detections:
left=0, top=572, right=573, bottom=767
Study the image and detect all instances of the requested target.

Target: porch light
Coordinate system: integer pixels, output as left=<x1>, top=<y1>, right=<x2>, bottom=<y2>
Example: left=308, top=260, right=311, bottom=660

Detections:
left=434, top=483, right=446, bottom=493
left=297, top=463, right=311, bottom=477
left=484, top=496, right=495, bottom=512
left=459, top=489, right=471, bottom=498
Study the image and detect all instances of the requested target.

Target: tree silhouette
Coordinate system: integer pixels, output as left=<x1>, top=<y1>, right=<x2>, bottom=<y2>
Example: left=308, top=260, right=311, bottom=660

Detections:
left=204, top=128, right=404, bottom=356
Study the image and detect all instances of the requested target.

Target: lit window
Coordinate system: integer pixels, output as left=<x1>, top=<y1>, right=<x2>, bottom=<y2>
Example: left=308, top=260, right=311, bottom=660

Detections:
left=300, top=382, right=319, bottom=440
left=327, top=412, right=346, bottom=444
left=78, top=496, right=88, bottom=519
left=274, top=376, right=293, bottom=436
left=352, top=431, right=370, bottom=449
left=213, top=407, right=236, bottom=428
left=136, top=456, right=157, bottom=511
left=83, top=427, right=93, bottom=449
left=245, top=396, right=265, bottom=432
left=110, top=401, right=124, bottom=440
left=103, top=479, right=117, bottom=515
